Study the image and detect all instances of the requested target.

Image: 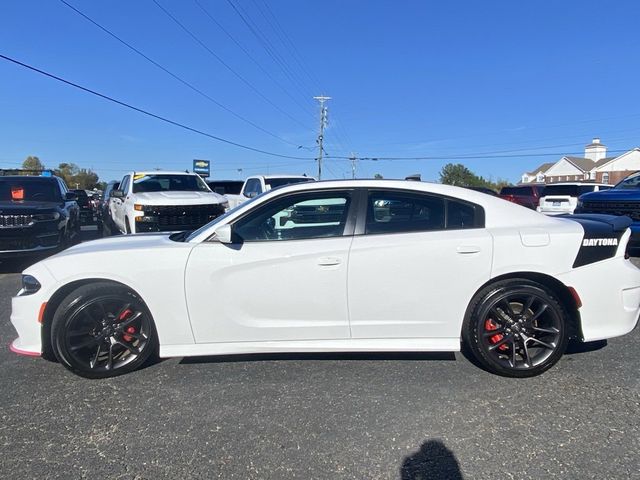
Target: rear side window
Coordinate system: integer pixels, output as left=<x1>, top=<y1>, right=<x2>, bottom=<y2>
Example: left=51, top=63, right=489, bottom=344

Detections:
left=365, top=191, right=484, bottom=234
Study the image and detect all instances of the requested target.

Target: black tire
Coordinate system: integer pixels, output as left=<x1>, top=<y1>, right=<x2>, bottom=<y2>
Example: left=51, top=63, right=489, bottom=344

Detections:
left=51, top=282, right=157, bottom=379
left=462, top=279, right=569, bottom=378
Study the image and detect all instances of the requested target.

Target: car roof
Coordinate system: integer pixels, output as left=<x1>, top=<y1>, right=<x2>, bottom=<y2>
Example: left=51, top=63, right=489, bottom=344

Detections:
left=256, top=175, right=313, bottom=180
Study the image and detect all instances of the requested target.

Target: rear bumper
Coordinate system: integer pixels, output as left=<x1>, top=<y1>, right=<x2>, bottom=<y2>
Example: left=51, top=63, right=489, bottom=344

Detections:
left=557, top=256, right=640, bottom=342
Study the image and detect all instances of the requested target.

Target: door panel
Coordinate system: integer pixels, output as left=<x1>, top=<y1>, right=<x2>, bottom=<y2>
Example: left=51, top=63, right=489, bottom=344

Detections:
left=348, top=229, right=493, bottom=339
left=185, top=237, right=352, bottom=343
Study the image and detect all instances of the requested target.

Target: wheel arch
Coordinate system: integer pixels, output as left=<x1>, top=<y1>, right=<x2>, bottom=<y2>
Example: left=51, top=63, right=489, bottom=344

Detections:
left=463, top=272, right=583, bottom=340
left=41, top=278, right=150, bottom=360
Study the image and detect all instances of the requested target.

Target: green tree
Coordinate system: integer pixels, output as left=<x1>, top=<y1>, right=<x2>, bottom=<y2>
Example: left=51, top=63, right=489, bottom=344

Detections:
left=54, top=163, right=100, bottom=189
left=439, top=163, right=486, bottom=187
left=21, top=156, right=45, bottom=172
left=439, top=163, right=511, bottom=191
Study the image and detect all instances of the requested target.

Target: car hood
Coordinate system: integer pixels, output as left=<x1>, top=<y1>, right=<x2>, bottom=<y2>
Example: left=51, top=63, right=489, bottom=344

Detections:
left=0, top=201, right=61, bottom=213
left=579, top=189, right=640, bottom=202
left=50, top=232, right=179, bottom=258
left=133, top=191, right=227, bottom=205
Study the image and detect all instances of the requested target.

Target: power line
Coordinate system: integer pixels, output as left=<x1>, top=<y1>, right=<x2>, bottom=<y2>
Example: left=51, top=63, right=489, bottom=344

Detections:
left=224, top=0, right=312, bottom=104
left=192, top=0, right=315, bottom=119
left=0, top=53, right=316, bottom=160
left=57, top=0, right=303, bottom=148
left=345, top=149, right=631, bottom=161
left=151, top=0, right=310, bottom=131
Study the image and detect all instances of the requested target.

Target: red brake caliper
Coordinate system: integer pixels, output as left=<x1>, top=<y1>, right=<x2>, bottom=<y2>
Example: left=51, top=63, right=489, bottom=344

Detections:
left=117, top=308, right=136, bottom=342
left=485, top=319, right=509, bottom=351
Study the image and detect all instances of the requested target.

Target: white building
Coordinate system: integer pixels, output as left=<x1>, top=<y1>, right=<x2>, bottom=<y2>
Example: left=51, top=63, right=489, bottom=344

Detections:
left=520, top=138, right=640, bottom=185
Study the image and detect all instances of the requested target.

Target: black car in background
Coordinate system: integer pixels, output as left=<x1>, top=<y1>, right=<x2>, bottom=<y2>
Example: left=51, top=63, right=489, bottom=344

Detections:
left=0, top=173, right=80, bottom=257
left=97, top=180, right=119, bottom=234
left=206, top=180, right=244, bottom=195
left=71, top=189, right=93, bottom=224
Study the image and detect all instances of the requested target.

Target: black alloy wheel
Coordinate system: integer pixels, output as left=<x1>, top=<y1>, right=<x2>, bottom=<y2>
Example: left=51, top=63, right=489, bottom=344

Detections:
left=52, top=282, right=157, bottom=378
left=464, top=279, right=569, bottom=377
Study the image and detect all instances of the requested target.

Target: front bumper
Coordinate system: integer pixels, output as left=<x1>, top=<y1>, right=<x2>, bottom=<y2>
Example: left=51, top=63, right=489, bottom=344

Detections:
left=557, top=256, right=640, bottom=342
left=0, top=222, right=63, bottom=256
left=9, top=264, right=57, bottom=356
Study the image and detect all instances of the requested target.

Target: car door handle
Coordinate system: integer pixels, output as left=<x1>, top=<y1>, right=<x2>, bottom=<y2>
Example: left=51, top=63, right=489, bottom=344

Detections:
left=317, top=256, right=342, bottom=266
left=456, top=245, right=481, bottom=254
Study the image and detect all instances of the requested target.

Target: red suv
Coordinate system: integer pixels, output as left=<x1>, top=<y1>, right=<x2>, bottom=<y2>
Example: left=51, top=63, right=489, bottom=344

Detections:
left=499, top=185, right=545, bottom=210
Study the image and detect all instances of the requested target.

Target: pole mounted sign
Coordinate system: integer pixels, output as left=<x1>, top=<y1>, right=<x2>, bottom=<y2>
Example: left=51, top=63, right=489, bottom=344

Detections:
left=193, top=159, right=210, bottom=177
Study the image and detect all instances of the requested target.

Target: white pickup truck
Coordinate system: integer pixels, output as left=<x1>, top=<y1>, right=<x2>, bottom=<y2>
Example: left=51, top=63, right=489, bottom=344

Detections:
left=225, top=175, right=314, bottom=209
left=109, top=171, right=228, bottom=234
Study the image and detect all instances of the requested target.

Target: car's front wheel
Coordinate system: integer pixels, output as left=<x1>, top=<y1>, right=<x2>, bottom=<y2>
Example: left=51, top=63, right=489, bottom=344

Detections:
left=463, top=279, right=569, bottom=377
left=51, top=282, right=157, bottom=378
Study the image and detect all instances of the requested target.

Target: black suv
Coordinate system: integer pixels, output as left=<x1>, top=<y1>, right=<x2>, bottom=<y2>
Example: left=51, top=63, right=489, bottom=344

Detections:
left=0, top=172, right=80, bottom=257
left=71, top=189, right=94, bottom=224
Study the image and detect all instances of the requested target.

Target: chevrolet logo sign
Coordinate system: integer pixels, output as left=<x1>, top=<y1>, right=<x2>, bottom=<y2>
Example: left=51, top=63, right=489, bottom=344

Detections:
left=194, top=161, right=209, bottom=168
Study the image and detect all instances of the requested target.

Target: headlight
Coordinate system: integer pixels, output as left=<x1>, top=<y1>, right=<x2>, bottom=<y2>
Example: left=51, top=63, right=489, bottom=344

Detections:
left=19, top=275, right=41, bottom=296
left=33, top=212, right=60, bottom=221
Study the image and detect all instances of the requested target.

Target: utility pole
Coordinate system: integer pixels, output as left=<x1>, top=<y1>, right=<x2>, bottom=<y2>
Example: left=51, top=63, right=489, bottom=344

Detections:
left=349, top=152, right=357, bottom=179
left=313, top=95, right=331, bottom=180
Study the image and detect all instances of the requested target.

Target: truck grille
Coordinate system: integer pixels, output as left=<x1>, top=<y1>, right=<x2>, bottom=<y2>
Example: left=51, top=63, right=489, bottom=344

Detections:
left=0, top=214, right=35, bottom=228
left=145, top=204, right=225, bottom=230
left=581, top=201, right=640, bottom=221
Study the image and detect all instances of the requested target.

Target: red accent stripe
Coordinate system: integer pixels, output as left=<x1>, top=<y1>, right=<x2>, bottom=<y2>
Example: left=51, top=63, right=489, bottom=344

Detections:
left=9, top=340, right=41, bottom=357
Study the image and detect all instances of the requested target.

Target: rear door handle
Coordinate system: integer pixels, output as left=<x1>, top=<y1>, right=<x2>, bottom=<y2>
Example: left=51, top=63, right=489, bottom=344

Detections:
left=456, top=245, right=481, bottom=254
left=317, top=256, right=342, bottom=266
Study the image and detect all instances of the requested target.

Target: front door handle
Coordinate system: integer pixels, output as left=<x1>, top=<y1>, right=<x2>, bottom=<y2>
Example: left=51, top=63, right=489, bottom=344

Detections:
left=456, top=245, right=481, bottom=254
left=317, top=256, right=342, bottom=266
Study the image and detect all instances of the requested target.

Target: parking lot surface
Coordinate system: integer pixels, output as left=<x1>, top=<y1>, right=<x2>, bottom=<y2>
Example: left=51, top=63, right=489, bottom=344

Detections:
left=1, top=233, right=639, bottom=479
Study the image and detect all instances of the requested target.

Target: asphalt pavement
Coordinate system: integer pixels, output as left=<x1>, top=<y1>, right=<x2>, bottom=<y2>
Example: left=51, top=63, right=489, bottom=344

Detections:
left=0, top=229, right=639, bottom=479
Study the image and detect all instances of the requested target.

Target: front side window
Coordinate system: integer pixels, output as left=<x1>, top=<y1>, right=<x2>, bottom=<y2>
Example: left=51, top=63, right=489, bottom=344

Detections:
left=366, top=191, right=482, bottom=234
left=120, top=175, right=130, bottom=194
left=243, top=179, right=261, bottom=197
left=234, top=192, right=351, bottom=242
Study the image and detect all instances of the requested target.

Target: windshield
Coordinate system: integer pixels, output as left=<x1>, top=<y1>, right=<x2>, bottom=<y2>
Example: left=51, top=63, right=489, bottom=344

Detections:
left=543, top=185, right=597, bottom=197
left=0, top=178, right=62, bottom=202
left=184, top=194, right=264, bottom=242
left=614, top=173, right=640, bottom=189
left=500, top=186, right=533, bottom=196
left=265, top=177, right=313, bottom=189
left=132, top=174, right=210, bottom=193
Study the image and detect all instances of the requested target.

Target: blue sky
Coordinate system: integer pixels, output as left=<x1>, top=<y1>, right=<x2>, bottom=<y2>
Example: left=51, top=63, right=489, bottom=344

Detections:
left=2, top=0, right=640, bottom=184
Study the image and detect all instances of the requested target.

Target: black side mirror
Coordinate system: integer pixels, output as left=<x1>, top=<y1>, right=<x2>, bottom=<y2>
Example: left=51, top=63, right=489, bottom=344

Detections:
left=65, top=192, right=77, bottom=201
left=111, top=189, right=125, bottom=198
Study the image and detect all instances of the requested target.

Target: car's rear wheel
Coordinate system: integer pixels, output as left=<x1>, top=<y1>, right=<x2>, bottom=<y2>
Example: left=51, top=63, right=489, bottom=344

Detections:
left=463, top=279, right=569, bottom=377
left=51, top=282, right=157, bottom=378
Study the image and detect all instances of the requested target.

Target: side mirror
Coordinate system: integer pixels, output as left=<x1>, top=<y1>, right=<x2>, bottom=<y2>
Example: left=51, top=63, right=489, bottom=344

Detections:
left=214, top=224, right=233, bottom=244
left=111, top=189, right=124, bottom=198
left=65, top=192, right=77, bottom=201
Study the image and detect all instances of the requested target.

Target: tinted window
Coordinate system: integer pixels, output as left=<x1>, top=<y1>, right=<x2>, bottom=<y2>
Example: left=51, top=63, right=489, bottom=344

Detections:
left=366, top=191, right=445, bottom=234
left=500, top=186, right=533, bottom=196
left=132, top=174, right=209, bottom=193
left=243, top=179, right=261, bottom=196
left=0, top=178, right=62, bottom=202
left=615, top=173, right=640, bottom=189
left=265, top=177, right=314, bottom=189
left=234, top=192, right=351, bottom=241
left=120, top=175, right=130, bottom=194
left=207, top=181, right=243, bottom=195
left=366, top=191, right=482, bottom=234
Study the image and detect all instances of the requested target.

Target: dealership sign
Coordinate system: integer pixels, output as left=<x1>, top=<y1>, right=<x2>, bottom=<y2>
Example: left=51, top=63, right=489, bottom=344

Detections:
left=193, top=159, right=210, bottom=177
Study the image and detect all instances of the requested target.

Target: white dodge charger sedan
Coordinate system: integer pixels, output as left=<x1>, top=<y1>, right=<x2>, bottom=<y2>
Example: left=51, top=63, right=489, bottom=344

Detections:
left=9, top=180, right=640, bottom=378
